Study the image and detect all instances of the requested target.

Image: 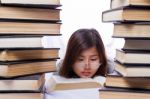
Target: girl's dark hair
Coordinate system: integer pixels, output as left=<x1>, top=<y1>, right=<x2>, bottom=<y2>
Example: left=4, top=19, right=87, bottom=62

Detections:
left=59, top=28, right=107, bottom=78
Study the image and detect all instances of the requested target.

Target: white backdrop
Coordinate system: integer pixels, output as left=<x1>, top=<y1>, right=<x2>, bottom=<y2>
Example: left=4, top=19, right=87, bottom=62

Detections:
left=43, top=0, right=124, bottom=59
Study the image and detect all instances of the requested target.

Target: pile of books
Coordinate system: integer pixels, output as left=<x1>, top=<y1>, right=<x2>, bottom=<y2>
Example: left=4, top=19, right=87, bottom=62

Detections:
left=0, top=0, right=61, bottom=98
left=101, top=0, right=150, bottom=98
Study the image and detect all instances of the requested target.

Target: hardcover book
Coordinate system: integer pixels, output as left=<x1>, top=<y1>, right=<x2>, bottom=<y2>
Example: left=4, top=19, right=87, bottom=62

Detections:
left=106, top=71, right=150, bottom=89
left=0, top=6, right=60, bottom=22
left=0, top=74, right=45, bottom=92
left=113, top=23, right=150, bottom=38
left=99, top=87, right=150, bottom=99
left=122, top=39, right=150, bottom=51
left=116, top=49, right=150, bottom=64
left=0, top=37, right=43, bottom=48
left=0, top=59, right=57, bottom=78
left=0, top=0, right=61, bottom=8
left=0, top=22, right=61, bottom=36
left=0, top=48, right=59, bottom=61
left=102, top=7, right=150, bottom=22
left=0, top=93, right=44, bottom=99
left=115, top=61, right=150, bottom=77
left=110, top=0, right=150, bottom=9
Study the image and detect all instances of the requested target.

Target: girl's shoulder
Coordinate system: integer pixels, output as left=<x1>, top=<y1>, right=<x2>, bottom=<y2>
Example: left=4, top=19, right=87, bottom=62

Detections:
left=106, top=56, right=115, bottom=74
left=94, top=76, right=106, bottom=86
left=56, top=59, right=63, bottom=71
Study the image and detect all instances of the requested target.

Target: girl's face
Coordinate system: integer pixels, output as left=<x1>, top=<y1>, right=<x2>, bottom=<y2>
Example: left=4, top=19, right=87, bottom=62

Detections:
left=73, top=47, right=101, bottom=78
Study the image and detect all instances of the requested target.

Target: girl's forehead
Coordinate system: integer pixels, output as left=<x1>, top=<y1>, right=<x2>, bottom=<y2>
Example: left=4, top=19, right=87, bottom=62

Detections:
left=79, top=47, right=99, bottom=56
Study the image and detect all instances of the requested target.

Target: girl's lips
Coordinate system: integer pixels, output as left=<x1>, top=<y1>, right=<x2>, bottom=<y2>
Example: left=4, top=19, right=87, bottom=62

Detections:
left=81, top=71, right=91, bottom=76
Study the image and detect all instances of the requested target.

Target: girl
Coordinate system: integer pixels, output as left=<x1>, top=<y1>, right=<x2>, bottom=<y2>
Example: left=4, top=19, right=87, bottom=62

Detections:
left=59, top=28, right=107, bottom=78
left=45, top=28, right=113, bottom=99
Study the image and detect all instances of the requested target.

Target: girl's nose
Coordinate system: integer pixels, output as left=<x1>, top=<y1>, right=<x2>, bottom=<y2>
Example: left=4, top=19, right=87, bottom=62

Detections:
left=84, top=59, right=89, bottom=65
left=84, top=60, right=90, bottom=69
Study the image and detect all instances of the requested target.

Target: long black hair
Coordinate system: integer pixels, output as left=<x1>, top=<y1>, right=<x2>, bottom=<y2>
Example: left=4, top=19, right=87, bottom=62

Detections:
left=59, top=28, right=107, bottom=78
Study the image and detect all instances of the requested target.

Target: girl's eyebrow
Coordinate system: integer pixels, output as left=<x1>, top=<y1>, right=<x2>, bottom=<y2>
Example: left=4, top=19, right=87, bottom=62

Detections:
left=90, top=55, right=99, bottom=57
left=79, top=54, right=98, bottom=57
left=78, top=55, right=84, bottom=57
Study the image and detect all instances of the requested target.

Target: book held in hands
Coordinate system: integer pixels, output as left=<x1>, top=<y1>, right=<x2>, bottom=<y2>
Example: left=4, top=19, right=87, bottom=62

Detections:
left=46, top=75, right=104, bottom=92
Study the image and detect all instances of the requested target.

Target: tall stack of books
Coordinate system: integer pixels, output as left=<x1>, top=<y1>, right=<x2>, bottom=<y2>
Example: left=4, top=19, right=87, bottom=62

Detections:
left=101, top=0, right=150, bottom=98
left=0, top=0, right=61, bottom=98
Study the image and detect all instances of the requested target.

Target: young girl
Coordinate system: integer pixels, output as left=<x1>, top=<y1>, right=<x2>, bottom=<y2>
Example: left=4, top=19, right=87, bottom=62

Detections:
left=59, top=28, right=107, bottom=78
left=45, top=28, right=111, bottom=99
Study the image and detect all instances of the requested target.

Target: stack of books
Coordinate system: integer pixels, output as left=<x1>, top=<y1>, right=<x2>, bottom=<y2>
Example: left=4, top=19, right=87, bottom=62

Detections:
left=101, top=0, right=150, bottom=98
left=0, top=0, right=61, bottom=98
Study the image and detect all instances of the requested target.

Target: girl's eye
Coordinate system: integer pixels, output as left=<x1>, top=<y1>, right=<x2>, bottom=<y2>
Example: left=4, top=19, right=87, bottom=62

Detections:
left=91, top=58, right=98, bottom=61
left=77, top=58, right=84, bottom=61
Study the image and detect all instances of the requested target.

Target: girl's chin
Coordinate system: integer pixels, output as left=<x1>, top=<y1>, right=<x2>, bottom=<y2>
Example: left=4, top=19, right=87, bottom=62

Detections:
left=79, top=75, right=93, bottom=78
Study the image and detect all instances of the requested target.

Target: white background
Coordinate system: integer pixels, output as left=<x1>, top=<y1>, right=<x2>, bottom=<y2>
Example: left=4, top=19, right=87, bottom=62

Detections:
left=44, top=0, right=124, bottom=59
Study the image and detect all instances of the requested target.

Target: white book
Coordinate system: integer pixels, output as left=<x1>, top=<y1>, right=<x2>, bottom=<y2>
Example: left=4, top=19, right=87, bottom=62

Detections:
left=1, top=0, right=60, bottom=5
left=0, top=37, right=43, bottom=48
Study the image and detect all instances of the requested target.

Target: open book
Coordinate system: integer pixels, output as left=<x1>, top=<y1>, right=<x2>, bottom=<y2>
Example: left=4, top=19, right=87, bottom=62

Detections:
left=46, top=75, right=105, bottom=92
